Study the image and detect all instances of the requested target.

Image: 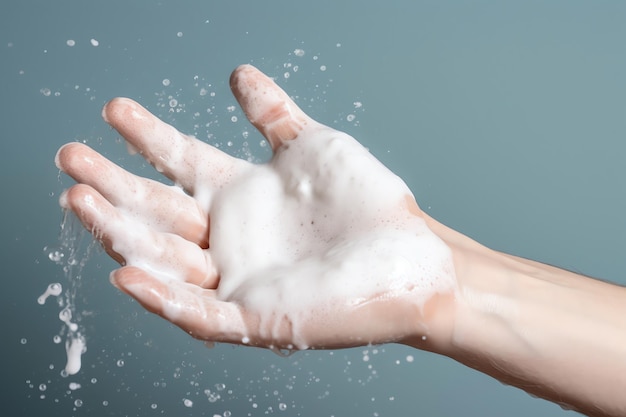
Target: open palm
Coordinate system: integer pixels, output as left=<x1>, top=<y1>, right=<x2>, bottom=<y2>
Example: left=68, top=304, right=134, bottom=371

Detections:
left=57, top=65, right=456, bottom=352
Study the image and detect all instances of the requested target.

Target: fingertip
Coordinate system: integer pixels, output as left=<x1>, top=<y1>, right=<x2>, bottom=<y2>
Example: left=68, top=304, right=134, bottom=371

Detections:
left=102, top=97, right=141, bottom=125
left=229, top=64, right=254, bottom=91
left=110, top=266, right=166, bottom=313
left=110, top=266, right=147, bottom=291
left=58, top=189, right=69, bottom=209
left=54, top=143, right=68, bottom=170
left=55, top=142, right=87, bottom=172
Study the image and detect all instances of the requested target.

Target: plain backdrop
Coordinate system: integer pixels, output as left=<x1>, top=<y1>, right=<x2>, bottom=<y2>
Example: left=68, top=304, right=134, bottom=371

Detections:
left=2, top=1, right=625, bottom=416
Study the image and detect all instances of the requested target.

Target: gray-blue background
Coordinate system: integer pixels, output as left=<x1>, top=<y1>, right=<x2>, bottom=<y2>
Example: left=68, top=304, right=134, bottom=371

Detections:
left=2, top=1, right=625, bottom=416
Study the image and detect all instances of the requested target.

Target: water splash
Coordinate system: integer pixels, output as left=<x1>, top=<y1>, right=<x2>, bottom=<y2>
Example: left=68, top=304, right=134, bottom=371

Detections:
left=43, top=209, right=97, bottom=375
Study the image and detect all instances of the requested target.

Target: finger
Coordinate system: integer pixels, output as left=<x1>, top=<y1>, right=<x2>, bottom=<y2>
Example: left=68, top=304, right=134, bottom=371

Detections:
left=62, top=184, right=218, bottom=288
left=101, top=97, right=247, bottom=200
left=112, top=266, right=248, bottom=342
left=56, top=142, right=208, bottom=247
left=230, top=64, right=316, bottom=150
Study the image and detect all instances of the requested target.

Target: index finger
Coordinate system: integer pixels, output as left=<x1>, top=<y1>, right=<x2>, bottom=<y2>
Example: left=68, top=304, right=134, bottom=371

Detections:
left=102, top=98, right=246, bottom=201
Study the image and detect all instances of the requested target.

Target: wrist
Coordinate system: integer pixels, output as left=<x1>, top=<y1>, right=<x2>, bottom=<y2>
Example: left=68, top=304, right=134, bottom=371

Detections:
left=430, top=219, right=626, bottom=416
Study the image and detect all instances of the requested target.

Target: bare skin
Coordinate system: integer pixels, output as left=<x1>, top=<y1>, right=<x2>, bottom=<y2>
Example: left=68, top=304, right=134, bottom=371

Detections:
left=56, top=65, right=626, bottom=416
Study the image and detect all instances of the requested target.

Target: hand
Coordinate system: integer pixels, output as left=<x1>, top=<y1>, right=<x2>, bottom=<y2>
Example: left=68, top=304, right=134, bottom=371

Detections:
left=56, top=65, right=457, bottom=352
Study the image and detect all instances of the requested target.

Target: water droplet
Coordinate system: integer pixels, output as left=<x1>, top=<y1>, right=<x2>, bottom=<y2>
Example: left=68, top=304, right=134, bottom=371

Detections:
left=74, top=399, right=83, bottom=407
left=162, top=79, right=171, bottom=86
left=47, top=247, right=65, bottom=263
left=169, top=98, right=178, bottom=108
left=346, top=114, right=356, bottom=122
left=39, top=383, right=47, bottom=391
left=66, top=39, right=75, bottom=47
left=151, top=403, right=158, bottom=409
left=38, top=282, right=62, bottom=305
left=320, top=65, right=327, bottom=71
left=283, top=72, right=290, bottom=79
left=406, top=355, right=414, bottom=363
left=176, top=31, right=183, bottom=38
left=116, top=359, right=125, bottom=367
left=230, top=116, right=238, bottom=123
left=294, top=48, right=305, bottom=57
left=59, top=307, right=78, bottom=332
left=183, top=398, right=193, bottom=407
left=20, top=338, right=27, bottom=344
left=69, top=382, right=81, bottom=390
left=279, top=403, right=287, bottom=411
left=90, top=38, right=99, bottom=47
left=40, top=88, right=51, bottom=97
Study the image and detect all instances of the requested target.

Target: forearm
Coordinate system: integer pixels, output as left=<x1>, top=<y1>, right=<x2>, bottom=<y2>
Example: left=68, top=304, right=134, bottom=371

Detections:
left=424, top=216, right=626, bottom=416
